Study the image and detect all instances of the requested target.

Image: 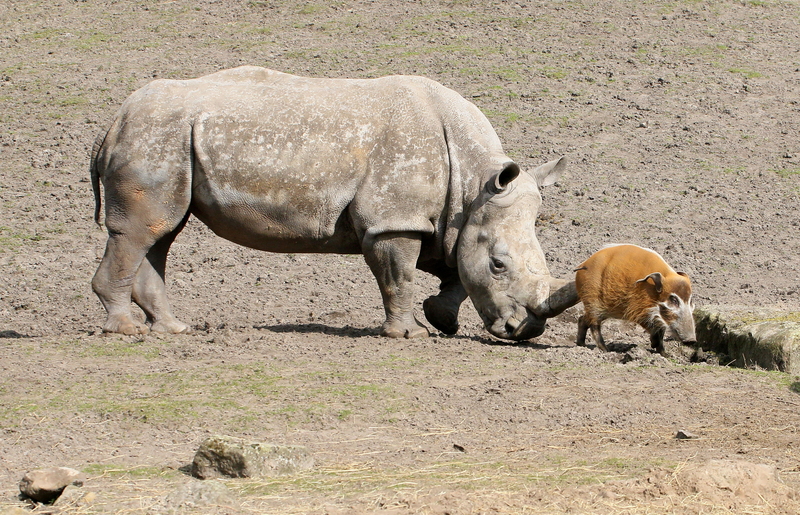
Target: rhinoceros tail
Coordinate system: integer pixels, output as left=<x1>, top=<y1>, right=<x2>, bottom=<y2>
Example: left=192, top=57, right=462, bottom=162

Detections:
left=90, top=126, right=111, bottom=227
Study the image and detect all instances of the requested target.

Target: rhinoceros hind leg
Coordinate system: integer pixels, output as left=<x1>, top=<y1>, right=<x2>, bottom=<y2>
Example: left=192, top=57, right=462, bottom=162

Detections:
left=93, top=234, right=152, bottom=335
left=363, top=232, right=429, bottom=339
left=131, top=218, right=191, bottom=334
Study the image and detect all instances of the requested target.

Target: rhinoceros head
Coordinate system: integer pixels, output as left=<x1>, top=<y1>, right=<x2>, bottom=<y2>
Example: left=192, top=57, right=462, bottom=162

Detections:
left=457, top=156, right=571, bottom=340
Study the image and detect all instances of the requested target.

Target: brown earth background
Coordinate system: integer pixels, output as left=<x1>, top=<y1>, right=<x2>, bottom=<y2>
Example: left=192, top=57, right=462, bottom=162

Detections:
left=1, top=0, right=800, bottom=513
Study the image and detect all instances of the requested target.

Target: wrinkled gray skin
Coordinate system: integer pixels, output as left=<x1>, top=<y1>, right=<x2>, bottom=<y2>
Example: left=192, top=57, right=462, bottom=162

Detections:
left=91, top=66, right=578, bottom=339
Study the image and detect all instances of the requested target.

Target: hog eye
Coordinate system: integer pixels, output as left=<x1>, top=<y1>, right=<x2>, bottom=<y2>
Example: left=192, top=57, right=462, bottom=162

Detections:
left=668, top=294, right=681, bottom=308
left=490, top=257, right=507, bottom=274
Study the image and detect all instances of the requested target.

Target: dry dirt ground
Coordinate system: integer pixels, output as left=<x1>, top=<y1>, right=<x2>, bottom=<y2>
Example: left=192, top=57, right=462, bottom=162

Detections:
left=2, top=1, right=800, bottom=513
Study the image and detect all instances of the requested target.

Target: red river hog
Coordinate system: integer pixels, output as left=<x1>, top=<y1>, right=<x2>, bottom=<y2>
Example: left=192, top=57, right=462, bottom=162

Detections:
left=574, top=244, right=696, bottom=355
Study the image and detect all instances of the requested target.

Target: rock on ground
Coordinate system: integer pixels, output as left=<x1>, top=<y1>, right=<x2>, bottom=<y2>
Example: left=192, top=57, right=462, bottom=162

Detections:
left=18, top=467, right=84, bottom=504
left=191, top=435, right=314, bottom=479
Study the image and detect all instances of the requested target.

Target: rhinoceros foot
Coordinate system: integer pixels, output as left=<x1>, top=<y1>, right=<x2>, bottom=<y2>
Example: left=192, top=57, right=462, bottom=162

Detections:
left=422, top=296, right=460, bottom=335
left=381, top=317, right=429, bottom=339
left=150, top=318, right=193, bottom=334
left=102, top=315, right=150, bottom=335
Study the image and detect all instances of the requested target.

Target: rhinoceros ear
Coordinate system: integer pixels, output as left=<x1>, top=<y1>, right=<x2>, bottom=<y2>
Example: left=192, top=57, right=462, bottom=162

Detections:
left=531, top=156, right=566, bottom=188
left=490, top=162, right=521, bottom=193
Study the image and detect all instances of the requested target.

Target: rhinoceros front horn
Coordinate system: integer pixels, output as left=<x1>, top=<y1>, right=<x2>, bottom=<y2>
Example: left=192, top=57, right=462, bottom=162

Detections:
left=528, top=277, right=579, bottom=319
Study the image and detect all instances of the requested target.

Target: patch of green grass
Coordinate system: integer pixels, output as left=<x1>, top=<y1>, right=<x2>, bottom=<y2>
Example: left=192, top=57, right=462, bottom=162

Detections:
left=774, top=168, right=800, bottom=178
left=493, top=66, right=523, bottom=82
left=76, top=338, right=165, bottom=360
left=74, top=31, right=113, bottom=51
left=376, top=354, right=426, bottom=370
left=0, top=226, right=47, bottom=249
left=30, top=28, right=61, bottom=40
left=83, top=464, right=179, bottom=480
left=729, top=67, right=763, bottom=79
left=539, top=66, right=567, bottom=80
left=480, top=108, right=526, bottom=126
left=734, top=311, right=800, bottom=325
left=58, top=95, right=88, bottom=107
left=298, top=3, right=324, bottom=15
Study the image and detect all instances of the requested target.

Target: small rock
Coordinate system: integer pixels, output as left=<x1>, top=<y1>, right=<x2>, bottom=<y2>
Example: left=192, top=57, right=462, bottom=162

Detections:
left=676, top=429, right=699, bottom=440
left=191, top=435, right=314, bottom=479
left=19, top=466, right=84, bottom=503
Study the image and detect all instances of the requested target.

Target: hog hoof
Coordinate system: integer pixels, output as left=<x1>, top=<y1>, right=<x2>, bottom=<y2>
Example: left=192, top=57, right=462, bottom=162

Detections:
left=422, top=296, right=459, bottom=335
left=103, top=315, right=150, bottom=335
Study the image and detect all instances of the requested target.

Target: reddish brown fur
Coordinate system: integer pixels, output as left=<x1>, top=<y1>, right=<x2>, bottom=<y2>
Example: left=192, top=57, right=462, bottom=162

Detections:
left=575, top=244, right=693, bottom=353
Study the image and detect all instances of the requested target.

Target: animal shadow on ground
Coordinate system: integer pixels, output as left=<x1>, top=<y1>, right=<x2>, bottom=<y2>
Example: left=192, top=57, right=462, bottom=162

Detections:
left=473, top=334, right=560, bottom=350
left=258, top=322, right=378, bottom=338
left=0, top=330, right=27, bottom=339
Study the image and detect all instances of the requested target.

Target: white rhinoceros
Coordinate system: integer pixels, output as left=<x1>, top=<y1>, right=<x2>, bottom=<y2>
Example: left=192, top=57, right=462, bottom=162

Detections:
left=90, top=66, right=577, bottom=339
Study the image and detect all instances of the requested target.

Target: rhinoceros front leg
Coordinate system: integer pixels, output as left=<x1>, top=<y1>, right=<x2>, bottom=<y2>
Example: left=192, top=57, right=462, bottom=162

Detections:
left=363, top=232, right=429, bottom=338
left=421, top=264, right=466, bottom=335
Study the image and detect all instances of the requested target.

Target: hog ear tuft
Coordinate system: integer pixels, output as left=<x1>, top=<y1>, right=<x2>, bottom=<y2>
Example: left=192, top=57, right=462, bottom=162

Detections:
left=636, top=272, right=663, bottom=293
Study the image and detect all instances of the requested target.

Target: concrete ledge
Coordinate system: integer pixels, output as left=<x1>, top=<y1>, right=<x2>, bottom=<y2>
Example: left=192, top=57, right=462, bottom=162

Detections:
left=695, top=306, right=800, bottom=374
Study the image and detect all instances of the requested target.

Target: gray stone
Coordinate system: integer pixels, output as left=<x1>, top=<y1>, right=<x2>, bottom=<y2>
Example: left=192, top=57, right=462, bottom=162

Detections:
left=191, top=435, right=314, bottom=479
left=694, top=305, right=800, bottom=373
left=19, top=466, right=84, bottom=503
left=676, top=429, right=699, bottom=440
left=163, top=480, right=237, bottom=510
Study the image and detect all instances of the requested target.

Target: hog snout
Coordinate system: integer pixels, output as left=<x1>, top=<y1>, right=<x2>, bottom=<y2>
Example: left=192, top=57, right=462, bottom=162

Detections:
left=666, top=310, right=696, bottom=345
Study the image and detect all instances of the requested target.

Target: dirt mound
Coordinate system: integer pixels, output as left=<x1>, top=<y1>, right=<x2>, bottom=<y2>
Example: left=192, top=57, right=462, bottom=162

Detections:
left=586, top=460, right=796, bottom=514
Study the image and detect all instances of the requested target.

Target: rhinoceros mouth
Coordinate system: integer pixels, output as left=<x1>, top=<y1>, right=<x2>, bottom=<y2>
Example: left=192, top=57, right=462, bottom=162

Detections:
left=486, top=310, right=547, bottom=341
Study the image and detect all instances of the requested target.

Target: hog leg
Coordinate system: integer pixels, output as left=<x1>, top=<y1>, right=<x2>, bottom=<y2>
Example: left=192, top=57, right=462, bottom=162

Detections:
left=576, top=314, right=590, bottom=346
left=363, top=232, right=429, bottom=338
left=420, top=263, right=466, bottom=335
left=589, top=322, right=608, bottom=352
left=577, top=310, right=608, bottom=351
left=649, top=327, right=667, bottom=356
left=131, top=216, right=191, bottom=334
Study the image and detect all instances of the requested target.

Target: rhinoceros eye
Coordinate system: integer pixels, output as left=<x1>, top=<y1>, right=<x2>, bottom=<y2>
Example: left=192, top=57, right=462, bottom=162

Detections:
left=490, top=257, right=507, bottom=274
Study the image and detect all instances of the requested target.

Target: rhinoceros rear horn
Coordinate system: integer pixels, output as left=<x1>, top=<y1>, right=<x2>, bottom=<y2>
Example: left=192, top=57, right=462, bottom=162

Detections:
left=491, top=162, right=521, bottom=193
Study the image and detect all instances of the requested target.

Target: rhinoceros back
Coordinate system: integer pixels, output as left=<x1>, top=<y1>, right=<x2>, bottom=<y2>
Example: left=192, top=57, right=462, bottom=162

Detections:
left=101, top=67, right=480, bottom=254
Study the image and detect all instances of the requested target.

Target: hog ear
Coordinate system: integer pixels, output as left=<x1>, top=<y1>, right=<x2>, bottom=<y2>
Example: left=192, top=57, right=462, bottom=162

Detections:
left=636, top=272, right=663, bottom=293
left=677, top=271, right=690, bottom=279
left=530, top=156, right=566, bottom=188
left=491, top=162, right=521, bottom=193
